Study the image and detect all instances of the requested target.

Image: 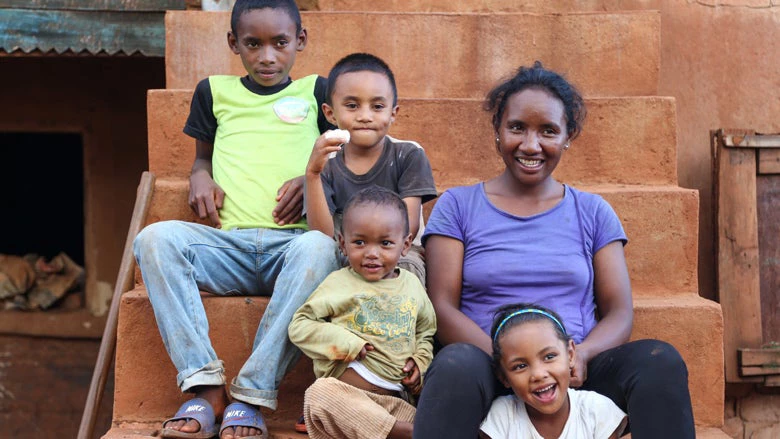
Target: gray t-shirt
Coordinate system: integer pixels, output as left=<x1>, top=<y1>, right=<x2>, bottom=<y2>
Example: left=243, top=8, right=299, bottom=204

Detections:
left=321, top=136, right=437, bottom=239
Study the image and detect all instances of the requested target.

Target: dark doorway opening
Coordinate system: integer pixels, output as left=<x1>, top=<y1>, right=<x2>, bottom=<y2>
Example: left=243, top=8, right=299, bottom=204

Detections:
left=2, top=132, right=85, bottom=266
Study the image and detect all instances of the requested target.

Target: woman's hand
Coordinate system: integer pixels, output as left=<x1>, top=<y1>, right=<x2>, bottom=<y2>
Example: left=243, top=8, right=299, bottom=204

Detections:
left=569, top=344, right=590, bottom=388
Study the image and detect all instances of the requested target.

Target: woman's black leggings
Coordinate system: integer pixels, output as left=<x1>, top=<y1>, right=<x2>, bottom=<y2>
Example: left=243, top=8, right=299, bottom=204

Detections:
left=412, top=339, right=695, bottom=438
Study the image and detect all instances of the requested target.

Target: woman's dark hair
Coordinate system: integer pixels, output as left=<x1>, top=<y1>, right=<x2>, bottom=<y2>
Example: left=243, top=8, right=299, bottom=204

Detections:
left=484, top=61, right=586, bottom=140
left=490, top=303, right=570, bottom=367
left=231, top=0, right=302, bottom=35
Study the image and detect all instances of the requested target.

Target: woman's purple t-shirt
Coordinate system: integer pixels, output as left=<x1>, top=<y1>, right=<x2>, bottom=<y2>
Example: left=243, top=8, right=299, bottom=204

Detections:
left=422, top=183, right=627, bottom=344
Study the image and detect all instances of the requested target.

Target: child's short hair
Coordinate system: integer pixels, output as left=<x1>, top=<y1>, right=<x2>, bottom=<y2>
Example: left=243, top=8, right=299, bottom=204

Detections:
left=485, top=61, right=586, bottom=141
left=341, top=186, right=409, bottom=236
left=326, top=53, right=398, bottom=106
left=490, top=303, right=570, bottom=366
left=231, top=0, right=302, bottom=34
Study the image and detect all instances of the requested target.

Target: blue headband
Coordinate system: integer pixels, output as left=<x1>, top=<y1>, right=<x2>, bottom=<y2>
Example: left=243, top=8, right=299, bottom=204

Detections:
left=493, top=309, right=567, bottom=342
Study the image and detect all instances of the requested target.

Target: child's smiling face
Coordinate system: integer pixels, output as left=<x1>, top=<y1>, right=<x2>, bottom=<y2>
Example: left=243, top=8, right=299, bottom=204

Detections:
left=324, top=70, right=399, bottom=152
left=497, top=319, right=575, bottom=425
left=338, top=203, right=411, bottom=282
left=228, top=8, right=306, bottom=87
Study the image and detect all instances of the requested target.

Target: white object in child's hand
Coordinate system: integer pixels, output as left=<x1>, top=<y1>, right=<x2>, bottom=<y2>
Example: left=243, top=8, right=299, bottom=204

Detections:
left=325, top=129, right=350, bottom=144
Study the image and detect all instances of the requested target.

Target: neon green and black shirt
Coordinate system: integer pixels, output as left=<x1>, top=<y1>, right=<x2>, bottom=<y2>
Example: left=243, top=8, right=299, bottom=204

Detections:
left=184, top=74, right=332, bottom=230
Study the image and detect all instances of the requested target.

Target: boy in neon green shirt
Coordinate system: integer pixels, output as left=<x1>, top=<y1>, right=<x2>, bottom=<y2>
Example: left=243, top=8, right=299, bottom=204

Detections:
left=133, top=1, right=339, bottom=437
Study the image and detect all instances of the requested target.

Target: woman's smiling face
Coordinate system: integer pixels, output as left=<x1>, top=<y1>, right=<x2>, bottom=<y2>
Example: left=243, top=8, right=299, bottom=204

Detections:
left=496, top=88, right=569, bottom=188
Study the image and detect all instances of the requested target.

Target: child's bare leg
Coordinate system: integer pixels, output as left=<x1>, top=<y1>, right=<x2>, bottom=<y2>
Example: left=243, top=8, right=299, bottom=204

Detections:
left=165, top=385, right=229, bottom=433
left=387, top=420, right=413, bottom=439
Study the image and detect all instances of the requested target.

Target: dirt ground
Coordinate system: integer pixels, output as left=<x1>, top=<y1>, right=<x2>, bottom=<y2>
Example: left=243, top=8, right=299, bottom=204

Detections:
left=0, top=334, right=113, bottom=439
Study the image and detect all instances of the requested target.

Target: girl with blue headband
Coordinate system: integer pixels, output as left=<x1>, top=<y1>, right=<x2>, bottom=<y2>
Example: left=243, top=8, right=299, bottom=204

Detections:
left=481, top=304, right=626, bottom=439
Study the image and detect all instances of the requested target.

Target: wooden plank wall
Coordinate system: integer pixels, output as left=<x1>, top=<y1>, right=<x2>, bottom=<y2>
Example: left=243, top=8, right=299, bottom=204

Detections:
left=714, top=130, right=764, bottom=382
left=714, top=130, right=780, bottom=383
left=759, top=149, right=780, bottom=174
left=758, top=175, right=780, bottom=344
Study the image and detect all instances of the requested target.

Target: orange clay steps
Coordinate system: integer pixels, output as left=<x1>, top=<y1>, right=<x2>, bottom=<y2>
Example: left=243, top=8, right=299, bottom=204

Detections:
left=104, top=289, right=723, bottom=438
left=305, top=0, right=613, bottom=14
left=163, top=11, right=660, bottom=97
left=147, top=91, right=679, bottom=187
left=143, top=179, right=698, bottom=299
left=109, top=289, right=310, bottom=439
left=105, top=5, right=726, bottom=438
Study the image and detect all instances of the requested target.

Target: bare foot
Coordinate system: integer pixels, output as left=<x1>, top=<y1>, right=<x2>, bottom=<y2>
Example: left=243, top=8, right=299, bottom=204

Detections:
left=220, top=425, right=264, bottom=439
left=164, top=385, right=229, bottom=434
left=220, top=402, right=266, bottom=439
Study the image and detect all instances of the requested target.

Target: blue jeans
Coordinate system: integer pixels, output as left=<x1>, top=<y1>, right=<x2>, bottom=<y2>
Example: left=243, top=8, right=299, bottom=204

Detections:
left=133, top=220, right=339, bottom=410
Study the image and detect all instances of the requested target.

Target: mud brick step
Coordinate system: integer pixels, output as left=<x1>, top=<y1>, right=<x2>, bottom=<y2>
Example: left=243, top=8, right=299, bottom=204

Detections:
left=164, top=11, right=660, bottom=98
left=309, top=0, right=625, bottom=14
left=103, top=425, right=731, bottom=439
left=143, top=180, right=698, bottom=298
left=147, top=91, right=679, bottom=187
left=108, top=289, right=722, bottom=435
left=112, top=289, right=313, bottom=432
left=632, top=295, right=724, bottom=428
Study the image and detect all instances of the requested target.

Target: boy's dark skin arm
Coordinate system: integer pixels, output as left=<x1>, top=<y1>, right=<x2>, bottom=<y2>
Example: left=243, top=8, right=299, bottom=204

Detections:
left=189, top=140, right=225, bottom=228
left=402, top=197, right=422, bottom=240
left=305, top=133, right=345, bottom=236
left=273, top=175, right=305, bottom=226
left=189, top=139, right=306, bottom=228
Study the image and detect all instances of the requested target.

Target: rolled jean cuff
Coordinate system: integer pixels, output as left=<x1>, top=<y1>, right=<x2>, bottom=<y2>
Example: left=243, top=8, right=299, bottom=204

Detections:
left=178, top=359, right=226, bottom=392
left=230, top=378, right=278, bottom=410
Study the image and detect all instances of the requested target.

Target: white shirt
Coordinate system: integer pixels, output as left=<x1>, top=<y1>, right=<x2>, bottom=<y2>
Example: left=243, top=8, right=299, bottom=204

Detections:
left=480, top=389, right=627, bottom=439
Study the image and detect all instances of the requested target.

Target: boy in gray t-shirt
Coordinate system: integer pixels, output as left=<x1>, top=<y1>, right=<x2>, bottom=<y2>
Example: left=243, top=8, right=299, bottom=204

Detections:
left=305, top=53, right=437, bottom=284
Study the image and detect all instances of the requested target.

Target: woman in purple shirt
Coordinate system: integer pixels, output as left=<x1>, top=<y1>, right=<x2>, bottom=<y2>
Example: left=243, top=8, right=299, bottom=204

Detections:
left=412, top=63, right=695, bottom=438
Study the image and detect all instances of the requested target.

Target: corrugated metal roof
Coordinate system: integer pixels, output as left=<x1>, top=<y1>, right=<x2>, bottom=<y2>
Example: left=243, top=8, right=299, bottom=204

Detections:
left=0, top=1, right=186, bottom=56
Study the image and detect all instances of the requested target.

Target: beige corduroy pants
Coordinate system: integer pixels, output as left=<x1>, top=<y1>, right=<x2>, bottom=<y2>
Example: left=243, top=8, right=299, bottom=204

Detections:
left=304, top=377, right=417, bottom=439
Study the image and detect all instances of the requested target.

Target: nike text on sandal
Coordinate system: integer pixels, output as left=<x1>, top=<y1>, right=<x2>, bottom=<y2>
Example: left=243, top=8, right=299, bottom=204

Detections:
left=219, top=401, right=269, bottom=439
left=161, top=397, right=220, bottom=438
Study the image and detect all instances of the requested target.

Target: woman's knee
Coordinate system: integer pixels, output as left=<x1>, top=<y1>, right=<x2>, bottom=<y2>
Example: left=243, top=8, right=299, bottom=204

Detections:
left=426, top=343, right=493, bottom=386
left=631, top=339, right=689, bottom=381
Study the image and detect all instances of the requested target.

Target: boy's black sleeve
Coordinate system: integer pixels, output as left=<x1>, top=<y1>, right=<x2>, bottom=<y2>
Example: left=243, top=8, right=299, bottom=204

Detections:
left=183, top=78, right=217, bottom=143
left=315, top=75, right=336, bottom=134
